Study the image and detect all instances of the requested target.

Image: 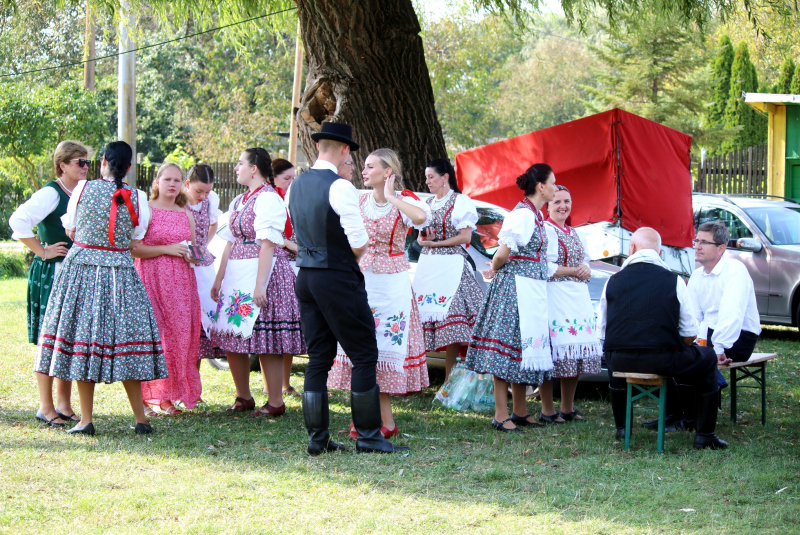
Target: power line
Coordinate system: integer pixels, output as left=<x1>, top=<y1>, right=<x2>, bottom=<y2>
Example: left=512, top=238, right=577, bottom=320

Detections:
left=0, top=6, right=298, bottom=79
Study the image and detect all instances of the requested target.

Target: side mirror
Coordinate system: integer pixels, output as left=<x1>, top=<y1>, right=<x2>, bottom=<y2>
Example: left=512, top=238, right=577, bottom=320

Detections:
left=737, top=238, right=763, bottom=252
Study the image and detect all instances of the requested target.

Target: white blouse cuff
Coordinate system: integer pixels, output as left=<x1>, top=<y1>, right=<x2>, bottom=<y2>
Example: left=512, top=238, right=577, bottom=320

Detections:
left=499, top=236, right=519, bottom=252
left=256, top=228, right=286, bottom=246
left=547, top=261, right=559, bottom=278
left=454, top=221, right=477, bottom=231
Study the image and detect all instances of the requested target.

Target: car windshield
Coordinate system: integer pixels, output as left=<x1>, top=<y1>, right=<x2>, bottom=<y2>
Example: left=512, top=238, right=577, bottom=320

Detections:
left=743, top=205, right=800, bottom=245
left=471, top=207, right=507, bottom=258
left=587, top=268, right=612, bottom=301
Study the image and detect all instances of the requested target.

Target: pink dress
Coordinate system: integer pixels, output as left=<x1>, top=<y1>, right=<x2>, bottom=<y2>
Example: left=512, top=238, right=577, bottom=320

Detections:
left=136, top=207, right=202, bottom=408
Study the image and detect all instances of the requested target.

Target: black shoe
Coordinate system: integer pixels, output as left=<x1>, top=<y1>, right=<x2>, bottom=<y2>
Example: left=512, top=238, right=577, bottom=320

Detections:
left=303, top=391, right=347, bottom=456
left=67, top=422, right=95, bottom=436
left=492, top=418, right=525, bottom=433
left=55, top=409, right=80, bottom=422
left=539, top=412, right=565, bottom=424
left=351, top=385, right=409, bottom=453
left=35, top=410, right=66, bottom=428
left=615, top=427, right=627, bottom=440
left=134, top=423, right=153, bottom=434
left=693, top=388, right=728, bottom=450
left=510, top=413, right=544, bottom=428
left=610, top=387, right=629, bottom=441
left=641, top=414, right=685, bottom=432
left=558, top=410, right=584, bottom=422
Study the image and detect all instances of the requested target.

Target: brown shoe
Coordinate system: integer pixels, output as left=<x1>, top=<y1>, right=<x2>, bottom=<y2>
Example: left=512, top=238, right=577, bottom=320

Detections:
left=226, top=396, right=256, bottom=413
left=252, top=403, right=286, bottom=417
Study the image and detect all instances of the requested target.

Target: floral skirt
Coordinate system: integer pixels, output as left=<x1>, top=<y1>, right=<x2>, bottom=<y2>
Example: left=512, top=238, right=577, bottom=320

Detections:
left=199, top=327, right=225, bottom=359
left=328, top=293, right=429, bottom=395
left=212, top=255, right=306, bottom=356
left=465, top=272, right=550, bottom=385
left=34, top=259, right=168, bottom=383
left=26, top=257, right=60, bottom=344
left=422, top=260, right=484, bottom=351
left=551, top=356, right=602, bottom=379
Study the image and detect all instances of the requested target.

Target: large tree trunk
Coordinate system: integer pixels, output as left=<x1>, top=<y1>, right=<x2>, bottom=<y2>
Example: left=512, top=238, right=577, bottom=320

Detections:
left=295, top=0, right=446, bottom=190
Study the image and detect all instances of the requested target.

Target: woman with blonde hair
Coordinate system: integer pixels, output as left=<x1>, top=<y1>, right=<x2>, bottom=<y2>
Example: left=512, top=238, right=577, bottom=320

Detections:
left=10, top=140, right=91, bottom=426
left=328, top=148, right=430, bottom=441
left=133, top=162, right=202, bottom=415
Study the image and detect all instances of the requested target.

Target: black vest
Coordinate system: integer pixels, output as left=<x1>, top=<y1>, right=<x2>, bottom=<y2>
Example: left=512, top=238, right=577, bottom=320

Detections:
left=37, top=181, right=73, bottom=264
left=604, top=261, right=684, bottom=351
left=288, top=167, right=360, bottom=272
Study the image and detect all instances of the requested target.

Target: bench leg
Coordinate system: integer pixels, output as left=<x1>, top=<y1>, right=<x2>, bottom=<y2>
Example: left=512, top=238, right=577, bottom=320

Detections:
left=730, top=368, right=737, bottom=425
left=657, top=380, right=666, bottom=453
left=625, top=383, right=633, bottom=451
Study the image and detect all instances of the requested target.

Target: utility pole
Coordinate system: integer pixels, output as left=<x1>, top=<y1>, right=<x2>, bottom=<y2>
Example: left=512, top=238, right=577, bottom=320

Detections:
left=288, top=22, right=304, bottom=166
left=83, top=9, right=95, bottom=91
left=118, top=0, right=136, bottom=187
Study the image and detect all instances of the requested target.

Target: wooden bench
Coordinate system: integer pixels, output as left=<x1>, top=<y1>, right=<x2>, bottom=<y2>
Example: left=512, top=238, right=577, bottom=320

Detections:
left=718, top=352, right=778, bottom=425
left=612, top=372, right=668, bottom=453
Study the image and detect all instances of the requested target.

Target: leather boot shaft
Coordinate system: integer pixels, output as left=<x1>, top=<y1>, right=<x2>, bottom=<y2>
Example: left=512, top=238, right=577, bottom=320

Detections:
left=610, top=387, right=628, bottom=439
left=351, top=385, right=409, bottom=453
left=693, top=388, right=728, bottom=450
left=303, top=391, right=346, bottom=455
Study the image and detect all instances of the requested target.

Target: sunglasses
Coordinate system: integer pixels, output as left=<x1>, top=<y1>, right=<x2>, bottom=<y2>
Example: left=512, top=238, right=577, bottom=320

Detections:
left=71, top=158, right=91, bottom=168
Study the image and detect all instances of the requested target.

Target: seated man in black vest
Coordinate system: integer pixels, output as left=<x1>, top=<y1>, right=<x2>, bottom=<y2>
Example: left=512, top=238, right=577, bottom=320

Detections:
left=597, top=227, right=728, bottom=450
left=287, top=122, right=408, bottom=455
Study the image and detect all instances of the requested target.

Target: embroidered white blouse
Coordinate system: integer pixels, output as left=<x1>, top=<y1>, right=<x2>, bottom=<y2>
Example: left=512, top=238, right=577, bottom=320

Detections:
left=544, top=222, right=591, bottom=279
left=60, top=179, right=152, bottom=241
left=187, top=189, right=222, bottom=225
left=217, top=189, right=286, bottom=247
left=362, top=192, right=431, bottom=229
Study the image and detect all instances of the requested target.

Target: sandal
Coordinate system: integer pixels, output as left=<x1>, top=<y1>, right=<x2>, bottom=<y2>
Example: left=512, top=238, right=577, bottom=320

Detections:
left=226, top=396, right=256, bottom=413
left=538, top=412, right=566, bottom=424
left=56, top=409, right=80, bottom=422
left=491, top=418, right=525, bottom=433
left=35, top=410, right=66, bottom=428
left=510, top=413, right=545, bottom=428
left=143, top=405, right=158, bottom=418
left=159, top=402, right=183, bottom=416
left=381, top=425, right=399, bottom=439
left=283, top=386, right=301, bottom=398
left=559, top=410, right=584, bottom=422
left=251, top=403, right=286, bottom=417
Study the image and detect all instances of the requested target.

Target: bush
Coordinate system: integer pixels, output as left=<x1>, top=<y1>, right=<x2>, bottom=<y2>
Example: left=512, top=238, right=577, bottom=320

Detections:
left=0, top=249, right=26, bottom=279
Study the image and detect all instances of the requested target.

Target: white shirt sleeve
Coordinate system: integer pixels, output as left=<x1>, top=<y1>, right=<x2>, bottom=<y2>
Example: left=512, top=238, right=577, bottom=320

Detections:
left=710, top=262, right=751, bottom=352
left=596, top=280, right=609, bottom=342
left=9, top=186, right=61, bottom=240
left=397, top=194, right=431, bottom=229
left=216, top=197, right=239, bottom=243
left=131, top=190, right=152, bottom=241
left=675, top=277, right=698, bottom=338
left=452, top=194, right=479, bottom=230
left=60, top=180, right=87, bottom=231
left=545, top=223, right=559, bottom=278
left=208, top=190, right=221, bottom=225
left=253, top=190, right=287, bottom=246
left=330, top=179, right=369, bottom=248
left=497, top=209, right=535, bottom=252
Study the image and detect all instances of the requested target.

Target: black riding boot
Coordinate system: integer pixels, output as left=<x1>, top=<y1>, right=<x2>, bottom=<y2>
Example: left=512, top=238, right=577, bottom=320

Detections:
left=610, top=387, right=629, bottom=440
left=351, top=385, right=409, bottom=453
left=303, top=391, right=347, bottom=456
left=693, top=388, right=728, bottom=450
left=678, top=383, right=697, bottom=431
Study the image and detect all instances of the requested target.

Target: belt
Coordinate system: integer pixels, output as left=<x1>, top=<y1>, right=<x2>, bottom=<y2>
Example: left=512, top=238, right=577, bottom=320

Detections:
left=609, top=348, right=666, bottom=355
left=74, top=241, right=128, bottom=252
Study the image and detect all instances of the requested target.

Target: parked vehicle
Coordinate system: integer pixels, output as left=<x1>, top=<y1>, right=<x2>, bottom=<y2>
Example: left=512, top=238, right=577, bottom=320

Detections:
left=692, top=193, right=800, bottom=327
left=205, top=195, right=618, bottom=378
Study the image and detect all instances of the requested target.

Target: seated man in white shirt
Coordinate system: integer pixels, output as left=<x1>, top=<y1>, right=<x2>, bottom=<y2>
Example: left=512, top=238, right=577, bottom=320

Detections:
left=688, top=221, right=761, bottom=364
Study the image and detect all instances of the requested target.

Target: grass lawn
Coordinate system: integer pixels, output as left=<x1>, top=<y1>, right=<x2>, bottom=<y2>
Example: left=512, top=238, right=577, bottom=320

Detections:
left=1, top=277, right=798, bottom=534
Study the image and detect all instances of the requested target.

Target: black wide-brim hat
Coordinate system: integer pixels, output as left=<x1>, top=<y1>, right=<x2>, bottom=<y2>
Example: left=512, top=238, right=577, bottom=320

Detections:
left=310, top=122, right=360, bottom=152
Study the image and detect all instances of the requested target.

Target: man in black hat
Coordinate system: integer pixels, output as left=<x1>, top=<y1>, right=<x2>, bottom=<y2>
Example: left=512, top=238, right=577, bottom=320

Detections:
left=287, top=122, right=409, bottom=455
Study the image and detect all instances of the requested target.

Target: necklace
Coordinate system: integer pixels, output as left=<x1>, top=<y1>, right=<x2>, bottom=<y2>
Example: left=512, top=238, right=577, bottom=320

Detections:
left=430, top=189, right=453, bottom=210
left=56, top=178, right=74, bottom=195
left=364, top=192, right=394, bottom=219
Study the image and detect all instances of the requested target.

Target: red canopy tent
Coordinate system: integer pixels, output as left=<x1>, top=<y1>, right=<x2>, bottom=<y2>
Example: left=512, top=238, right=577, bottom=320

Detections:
left=454, top=108, right=695, bottom=248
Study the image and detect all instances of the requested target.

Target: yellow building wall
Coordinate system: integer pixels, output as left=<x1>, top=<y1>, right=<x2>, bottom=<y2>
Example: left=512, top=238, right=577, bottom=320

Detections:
left=768, top=106, right=787, bottom=196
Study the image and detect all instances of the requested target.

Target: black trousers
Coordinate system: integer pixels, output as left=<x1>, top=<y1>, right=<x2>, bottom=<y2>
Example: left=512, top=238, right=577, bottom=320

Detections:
left=707, top=328, right=759, bottom=363
left=606, top=344, right=718, bottom=394
left=295, top=267, right=378, bottom=393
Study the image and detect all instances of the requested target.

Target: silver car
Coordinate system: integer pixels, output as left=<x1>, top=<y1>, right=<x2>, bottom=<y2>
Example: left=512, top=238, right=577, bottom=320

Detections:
left=693, top=193, right=800, bottom=326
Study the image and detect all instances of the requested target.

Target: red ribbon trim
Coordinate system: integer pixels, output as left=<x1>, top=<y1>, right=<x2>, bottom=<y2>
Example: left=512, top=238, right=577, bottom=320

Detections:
left=274, top=186, right=293, bottom=239
left=109, top=188, right=139, bottom=246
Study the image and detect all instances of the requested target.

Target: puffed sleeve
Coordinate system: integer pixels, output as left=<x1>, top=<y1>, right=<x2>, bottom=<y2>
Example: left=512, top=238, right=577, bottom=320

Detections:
left=253, top=190, right=287, bottom=246
left=576, top=229, right=591, bottom=264
left=545, top=223, right=559, bottom=278
left=60, top=180, right=87, bottom=231
left=497, top=209, right=535, bottom=252
left=208, top=190, right=222, bottom=225
left=216, top=197, right=239, bottom=242
left=131, top=190, right=151, bottom=241
left=398, top=194, right=431, bottom=229
left=452, top=194, right=479, bottom=230
left=10, top=186, right=60, bottom=240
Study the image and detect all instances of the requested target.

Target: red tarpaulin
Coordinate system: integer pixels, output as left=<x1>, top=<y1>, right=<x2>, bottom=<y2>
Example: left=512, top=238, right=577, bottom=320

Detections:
left=454, top=108, right=695, bottom=248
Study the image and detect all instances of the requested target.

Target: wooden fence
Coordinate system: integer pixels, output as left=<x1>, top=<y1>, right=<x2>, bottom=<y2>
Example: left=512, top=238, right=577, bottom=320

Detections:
left=694, top=145, right=768, bottom=195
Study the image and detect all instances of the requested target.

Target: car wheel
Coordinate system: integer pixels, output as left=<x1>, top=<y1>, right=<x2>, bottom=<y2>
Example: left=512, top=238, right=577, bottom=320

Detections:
left=205, top=355, right=261, bottom=372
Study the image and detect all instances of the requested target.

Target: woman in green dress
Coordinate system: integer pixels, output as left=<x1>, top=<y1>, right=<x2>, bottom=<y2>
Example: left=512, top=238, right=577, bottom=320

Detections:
left=9, top=140, right=89, bottom=427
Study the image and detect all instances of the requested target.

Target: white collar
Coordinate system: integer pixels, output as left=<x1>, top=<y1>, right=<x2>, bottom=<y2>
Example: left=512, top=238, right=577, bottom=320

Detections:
left=312, top=159, right=338, bottom=174
left=621, top=249, right=670, bottom=271
left=701, top=253, right=729, bottom=276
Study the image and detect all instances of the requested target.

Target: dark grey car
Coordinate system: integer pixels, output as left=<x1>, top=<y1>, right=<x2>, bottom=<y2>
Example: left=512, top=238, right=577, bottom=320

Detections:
left=693, top=193, right=800, bottom=326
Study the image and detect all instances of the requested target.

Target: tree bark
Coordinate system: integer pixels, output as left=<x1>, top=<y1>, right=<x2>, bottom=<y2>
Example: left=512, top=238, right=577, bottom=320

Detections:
left=294, top=0, right=447, bottom=190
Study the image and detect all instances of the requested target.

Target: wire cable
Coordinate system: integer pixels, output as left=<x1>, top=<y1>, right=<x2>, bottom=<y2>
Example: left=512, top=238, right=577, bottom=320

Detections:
left=0, top=6, right=297, bottom=79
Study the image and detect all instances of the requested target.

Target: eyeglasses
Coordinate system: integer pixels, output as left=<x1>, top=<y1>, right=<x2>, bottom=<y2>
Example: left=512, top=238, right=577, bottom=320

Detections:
left=71, top=158, right=91, bottom=168
left=343, top=162, right=354, bottom=167
left=692, top=239, right=724, bottom=247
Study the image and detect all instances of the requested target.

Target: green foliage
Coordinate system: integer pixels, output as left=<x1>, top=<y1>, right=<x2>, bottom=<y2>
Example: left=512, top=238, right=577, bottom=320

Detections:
left=791, top=64, right=800, bottom=94
left=163, top=145, right=196, bottom=170
left=775, top=57, right=796, bottom=94
left=0, top=250, right=25, bottom=278
left=707, top=35, right=734, bottom=128
left=722, top=41, right=766, bottom=152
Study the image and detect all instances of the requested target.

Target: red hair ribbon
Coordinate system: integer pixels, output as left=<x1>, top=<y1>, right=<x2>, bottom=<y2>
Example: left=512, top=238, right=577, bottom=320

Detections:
left=274, top=186, right=293, bottom=240
left=109, top=188, right=139, bottom=246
